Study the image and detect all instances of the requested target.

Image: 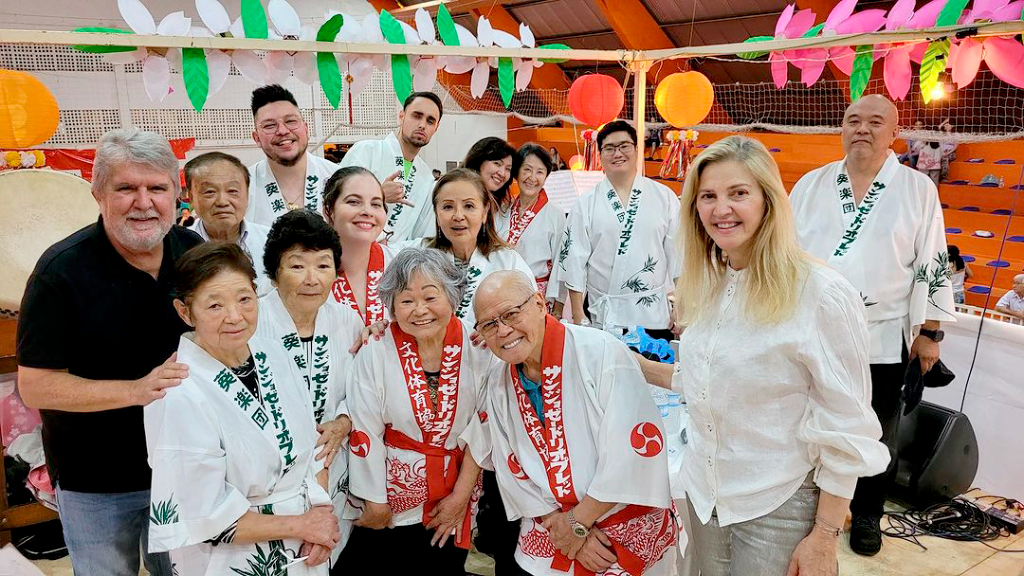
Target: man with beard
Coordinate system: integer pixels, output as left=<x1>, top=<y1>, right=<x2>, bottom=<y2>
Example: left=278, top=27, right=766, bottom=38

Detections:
left=16, top=129, right=203, bottom=575
left=340, top=91, right=442, bottom=242
left=245, top=84, right=340, bottom=227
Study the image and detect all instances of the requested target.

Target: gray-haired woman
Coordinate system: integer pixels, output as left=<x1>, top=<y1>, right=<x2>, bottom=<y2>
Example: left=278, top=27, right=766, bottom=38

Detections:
left=336, top=247, right=492, bottom=575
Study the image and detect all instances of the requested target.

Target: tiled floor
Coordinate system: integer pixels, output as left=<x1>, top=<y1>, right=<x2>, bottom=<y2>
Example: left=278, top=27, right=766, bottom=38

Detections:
left=31, top=526, right=1024, bottom=576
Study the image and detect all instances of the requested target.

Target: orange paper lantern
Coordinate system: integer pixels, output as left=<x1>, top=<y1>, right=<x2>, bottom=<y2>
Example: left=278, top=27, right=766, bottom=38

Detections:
left=0, top=70, right=60, bottom=148
left=568, top=74, right=624, bottom=127
left=568, top=155, right=584, bottom=171
left=655, top=71, right=714, bottom=128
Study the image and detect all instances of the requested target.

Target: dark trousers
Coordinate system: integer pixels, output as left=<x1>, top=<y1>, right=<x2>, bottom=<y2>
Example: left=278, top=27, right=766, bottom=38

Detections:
left=850, top=346, right=909, bottom=518
left=475, top=471, right=529, bottom=576
left=334, top=522, right=469, bottom=575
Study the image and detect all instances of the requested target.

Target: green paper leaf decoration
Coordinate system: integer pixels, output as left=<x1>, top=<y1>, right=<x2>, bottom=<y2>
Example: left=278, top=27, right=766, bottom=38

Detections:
left=498, top=57, right=514, bottom=108
left=241, top=0, right=269, bottom=39
left=850, top=46, right=874, bottom=100
left=391, top=55, right=413, bottom=104
left=802, top=23, right=825, bottom=38
left=920, top=38, right=950, bottom=103
left=380, top=11, right=412, bottom=103
left=316, top=15, right=344, bottom=109
left=182, top=48, right=209, bottom=112
left=437, top=4, right=459, bottom=47
left=318, top=53, right=342, bottom=108
left=317, top=14, right=343, bottom=42
left=379, top=10, right=405, bottom=45
left=71, top=27, right=136, bottom=53
left=538, top=43, right=571, bottom=63
left=738, top=36, right=774, bottom=60
left=936, top=0, right=970, bottom=27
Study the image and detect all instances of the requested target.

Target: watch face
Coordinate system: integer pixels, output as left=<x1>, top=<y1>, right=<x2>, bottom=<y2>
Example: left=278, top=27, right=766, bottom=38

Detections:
left=933, top=331, right=944, bottom=343
left=573, top=525, right=588, bottom=538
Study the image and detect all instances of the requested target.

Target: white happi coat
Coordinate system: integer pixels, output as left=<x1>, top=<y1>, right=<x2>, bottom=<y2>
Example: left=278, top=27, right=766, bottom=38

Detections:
left=328, top=242, right=400, bottom=325
left=256, top=289, right=364, bottom=560
left=189, top=218, right=274, bottom=297
left=340, top=133, right=436, bottom=242
left=559, top=175, right=680, bottom=330
left=245, top=153, right=340, bottom=228
left=485, top=321, right=676, bottom=576
left=391, top=239, right=537, bottom=327
left=790, top=150, right=956, bottom=363
left=343, top=320, right=491, bottom=530
left=145, top=334, right=329, bottom=576
left=495, top=193, right=567, bottom=302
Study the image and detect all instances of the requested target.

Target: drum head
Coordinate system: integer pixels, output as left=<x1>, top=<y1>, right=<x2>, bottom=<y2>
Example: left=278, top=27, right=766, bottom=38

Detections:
left=0, top=170, right=98, bottom=317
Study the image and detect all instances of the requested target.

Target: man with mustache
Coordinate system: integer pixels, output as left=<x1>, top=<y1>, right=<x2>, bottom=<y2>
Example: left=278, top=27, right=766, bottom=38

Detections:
left=789, top=95, right=955, bottom=556
left=245, top=84, right=340, bottom=228
left=16, top=129, right=203, bottom=575
left=340, top=91, right=443, bottom=242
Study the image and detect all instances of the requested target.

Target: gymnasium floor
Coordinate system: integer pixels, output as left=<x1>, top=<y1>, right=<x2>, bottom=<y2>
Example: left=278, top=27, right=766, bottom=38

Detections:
left=29, top=528, right=1024, bottom=576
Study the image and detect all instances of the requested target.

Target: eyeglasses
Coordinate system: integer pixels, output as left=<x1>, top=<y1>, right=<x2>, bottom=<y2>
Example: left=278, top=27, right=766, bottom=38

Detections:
left=474, top=295, right=535, bottom=336
left=258, top=117, right=304, bottom=134
left=600, top=141, right=635, bottom=155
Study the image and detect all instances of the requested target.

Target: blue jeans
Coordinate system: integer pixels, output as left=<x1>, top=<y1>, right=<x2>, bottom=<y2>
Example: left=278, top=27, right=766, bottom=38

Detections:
left=56, top=487, right=172, bottom=576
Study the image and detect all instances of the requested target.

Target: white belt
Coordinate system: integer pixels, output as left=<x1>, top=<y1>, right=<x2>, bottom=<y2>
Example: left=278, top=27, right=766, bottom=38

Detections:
left=589, top=284, right=666, bottom=331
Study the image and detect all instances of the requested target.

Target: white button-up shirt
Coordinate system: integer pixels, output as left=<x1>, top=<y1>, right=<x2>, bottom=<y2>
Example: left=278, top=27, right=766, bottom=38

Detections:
left=673, top=262, right=889, bottom=526
left=189, top=219, right=273, bottom=296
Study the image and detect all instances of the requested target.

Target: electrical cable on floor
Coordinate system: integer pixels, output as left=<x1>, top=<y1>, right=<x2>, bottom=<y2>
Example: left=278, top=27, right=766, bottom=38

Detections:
left=882, top=497, right=1024, bottom=553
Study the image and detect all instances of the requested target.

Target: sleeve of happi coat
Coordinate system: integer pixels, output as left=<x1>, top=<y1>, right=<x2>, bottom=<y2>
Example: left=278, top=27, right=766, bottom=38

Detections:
left=456, top=348, right=493, bottom=465
left=338, top=141, right=372, bottom=170
left=663, top=186, right=682, bottom=281
left=798, top=277, right=890, bottom=499
left=331, top=307, right=364, bottom=420
left=345, top=344, right=389, bottom=505
left=559, top=198, right=591, bottom=293
left=546, top=209, right=569, bottom=302
left=909, top=177, right=957, bottom=327
left=143, top=385, right=251, bottom=552
left=509, top=250, right=539, bottom=289
left=484, top=365, right=559, bottom=521
left=585, top=336, right=672, bottom=508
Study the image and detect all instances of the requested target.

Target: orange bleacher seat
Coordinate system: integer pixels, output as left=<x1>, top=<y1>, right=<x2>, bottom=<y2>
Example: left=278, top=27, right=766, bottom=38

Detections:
left=939, top=184, right=1022, bottom=214
left=942, top=210, right=1024, bottom=236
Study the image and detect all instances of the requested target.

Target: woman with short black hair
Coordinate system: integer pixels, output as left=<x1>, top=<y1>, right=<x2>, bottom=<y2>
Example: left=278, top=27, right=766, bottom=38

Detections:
left=145, top=242, right=339, bottom=575
left=259, top=210, right=365, bottom=565
left=497, top=143, right=567, bottom=315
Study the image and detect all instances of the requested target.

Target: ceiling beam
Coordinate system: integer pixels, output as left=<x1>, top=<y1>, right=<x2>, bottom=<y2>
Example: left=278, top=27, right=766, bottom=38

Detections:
left=590, top=0, right=686, bottom=83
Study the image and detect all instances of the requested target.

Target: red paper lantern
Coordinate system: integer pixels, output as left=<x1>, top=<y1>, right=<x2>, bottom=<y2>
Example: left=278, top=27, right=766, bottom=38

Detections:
left=568, top=74, right=624, bottom=127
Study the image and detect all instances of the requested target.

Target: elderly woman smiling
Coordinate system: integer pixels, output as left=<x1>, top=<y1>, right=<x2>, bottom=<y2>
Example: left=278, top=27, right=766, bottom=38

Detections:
left=258, top=210, right=366, bottom=564
left=338, top=247, right=492, bottom=575
left=144, top=242, right=339, bottom=575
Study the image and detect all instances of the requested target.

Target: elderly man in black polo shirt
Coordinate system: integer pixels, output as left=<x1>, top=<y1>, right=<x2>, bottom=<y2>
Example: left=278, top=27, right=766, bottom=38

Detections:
left=16, top=129, right=202, bottom=576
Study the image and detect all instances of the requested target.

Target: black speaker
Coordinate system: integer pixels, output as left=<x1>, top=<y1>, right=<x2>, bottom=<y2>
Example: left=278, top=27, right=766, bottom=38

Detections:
left=892, top=401, right=979, bottom=506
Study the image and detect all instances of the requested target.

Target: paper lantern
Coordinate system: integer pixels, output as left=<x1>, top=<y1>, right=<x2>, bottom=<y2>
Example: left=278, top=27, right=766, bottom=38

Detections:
left=568, top=74, right=624, bottom=127
left=568, top=155, right=584, bottom=171
left=0, top=70, right=59, bottom=148
left=655, top=71, right=714, bottom=128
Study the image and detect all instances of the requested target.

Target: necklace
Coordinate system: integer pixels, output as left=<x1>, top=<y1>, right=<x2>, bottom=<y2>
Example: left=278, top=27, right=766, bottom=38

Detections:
left=229, top=356, right=256, bottom=378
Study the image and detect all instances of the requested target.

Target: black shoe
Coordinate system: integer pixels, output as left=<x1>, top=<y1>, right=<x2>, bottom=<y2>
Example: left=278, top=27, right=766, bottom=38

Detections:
left=850, top=515, right=883, bottom=556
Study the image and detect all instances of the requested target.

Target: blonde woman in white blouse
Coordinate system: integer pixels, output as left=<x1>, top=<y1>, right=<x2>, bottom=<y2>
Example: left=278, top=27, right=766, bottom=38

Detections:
left=641, top=136, right=889, bottom=576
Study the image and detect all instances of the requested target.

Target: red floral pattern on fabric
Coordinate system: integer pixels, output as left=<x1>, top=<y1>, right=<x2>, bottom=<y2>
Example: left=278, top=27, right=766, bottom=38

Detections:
left=519, top=525, right=556, bottom=559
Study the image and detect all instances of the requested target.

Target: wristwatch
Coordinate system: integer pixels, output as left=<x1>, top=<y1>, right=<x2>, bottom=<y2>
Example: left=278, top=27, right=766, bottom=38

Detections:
left=919, top=328, right=945, bottom=342
left=566, top=510, right=588, bottom=538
